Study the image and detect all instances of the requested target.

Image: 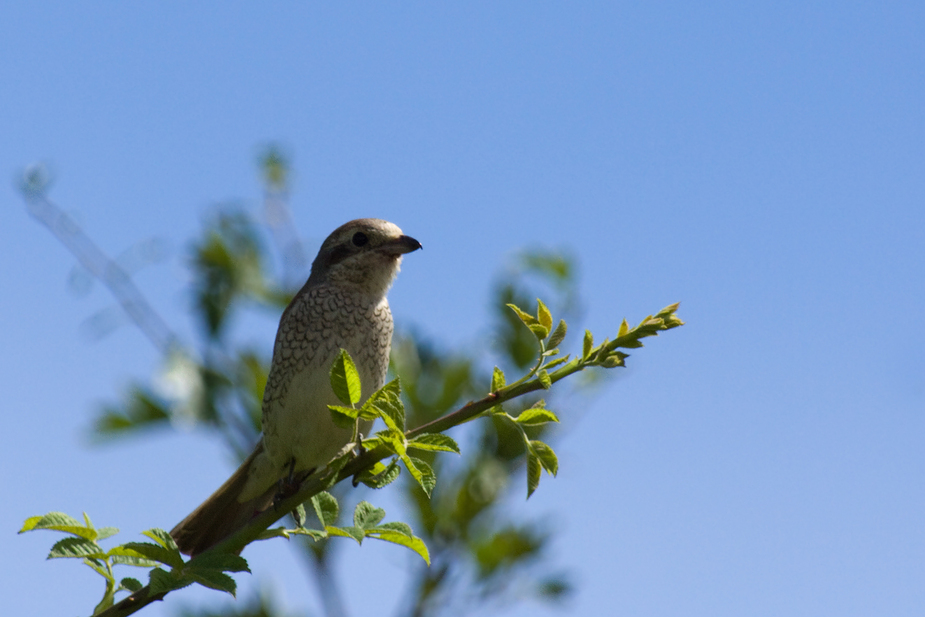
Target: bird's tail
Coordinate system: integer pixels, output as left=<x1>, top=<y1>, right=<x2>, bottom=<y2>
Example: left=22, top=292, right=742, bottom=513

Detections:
left=170, top=444, right=276, bottom=556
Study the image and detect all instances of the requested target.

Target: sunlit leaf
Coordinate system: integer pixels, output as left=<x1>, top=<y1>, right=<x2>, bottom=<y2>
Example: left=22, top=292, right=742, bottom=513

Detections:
left=353, top=501, right=386, bottom=530
left=311, top=492, right=339, bottom=527
left=506, top=303, right=538, bottom=326
left=365, top=379, right=404, bottom=433
left=328, top=404, right=360, bottom=429
left=547, top=319, right=567, bottom=349
left=356, top=459, right=401, bottom=489
left=326, top=525, right=365, bottom=544
left=122, top=542, right=183, bottom=569
left=403, top=455, right=436, bottom=497
left=528, top=323, right=550, bottom=340
left=617, top=318, right=629, bottom=338
left=48, top=537, right=106, bottom=560
left=514, top=407, right=559, bottom=426
left=491, top=366, right=505, bottom=391
left=530, top=440, right=559, bottom=476
left=368, top=529, right=431, bottom=565
left=19, top=512, right=98, bottom=540
left=408, top=433, right=460, bottom=454
left=330, top=349, right=362, bottom=406
left=536, top=299, right=553, bottom=331
left=142, top=528, right=180, bottom=552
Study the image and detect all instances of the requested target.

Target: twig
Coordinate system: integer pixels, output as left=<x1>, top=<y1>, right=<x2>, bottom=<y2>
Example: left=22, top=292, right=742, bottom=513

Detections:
left=23, top=190, right=178, bottom=355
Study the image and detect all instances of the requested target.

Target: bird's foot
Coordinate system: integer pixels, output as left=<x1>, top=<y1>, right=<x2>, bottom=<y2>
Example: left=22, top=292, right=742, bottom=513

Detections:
left=273, top=458, right=314, bottom=509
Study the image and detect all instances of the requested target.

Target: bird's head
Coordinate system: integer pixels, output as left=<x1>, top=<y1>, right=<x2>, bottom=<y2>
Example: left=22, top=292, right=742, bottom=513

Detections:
left=308, top=218, right=422, bottom=298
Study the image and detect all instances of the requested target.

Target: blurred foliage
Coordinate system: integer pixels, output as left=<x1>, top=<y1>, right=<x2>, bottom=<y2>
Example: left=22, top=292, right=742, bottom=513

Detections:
left=34, top=146, right=608, bottom=617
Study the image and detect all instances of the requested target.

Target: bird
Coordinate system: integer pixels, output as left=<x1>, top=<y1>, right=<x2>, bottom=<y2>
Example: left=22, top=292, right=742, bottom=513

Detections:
left=170, top=218, right=422, bottom=556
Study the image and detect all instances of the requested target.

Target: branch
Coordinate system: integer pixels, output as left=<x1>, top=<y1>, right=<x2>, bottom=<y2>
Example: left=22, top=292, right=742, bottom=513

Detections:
left=20, top=179, right=178, bottom=354
left=97, top=302, right=684, bottom=617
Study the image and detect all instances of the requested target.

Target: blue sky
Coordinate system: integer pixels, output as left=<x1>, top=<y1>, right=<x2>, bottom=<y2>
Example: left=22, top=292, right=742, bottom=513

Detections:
left=2, top=2, right=923, bottom=616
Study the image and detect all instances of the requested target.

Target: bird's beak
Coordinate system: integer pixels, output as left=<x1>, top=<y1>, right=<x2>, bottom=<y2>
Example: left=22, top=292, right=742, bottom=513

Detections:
left=385, top=235, right=423, bottom=255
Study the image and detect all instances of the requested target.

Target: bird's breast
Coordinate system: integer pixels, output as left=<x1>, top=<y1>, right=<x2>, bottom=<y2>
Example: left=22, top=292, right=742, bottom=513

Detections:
left=259, top=287, right=393, bottom=478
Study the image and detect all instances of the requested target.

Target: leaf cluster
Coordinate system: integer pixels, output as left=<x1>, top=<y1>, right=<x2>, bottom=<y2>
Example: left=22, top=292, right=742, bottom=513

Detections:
left=18, top=513, right=249, bottom=615
left=259, top=493, right=430, bottom=565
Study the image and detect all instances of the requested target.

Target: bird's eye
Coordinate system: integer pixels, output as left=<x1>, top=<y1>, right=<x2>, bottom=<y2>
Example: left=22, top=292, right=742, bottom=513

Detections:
left=352, top=232, right=369, bottom=247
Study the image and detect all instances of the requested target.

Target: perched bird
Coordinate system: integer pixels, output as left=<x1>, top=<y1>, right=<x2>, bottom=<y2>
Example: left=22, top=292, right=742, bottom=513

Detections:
left=171, top=218, right=421, bottom=556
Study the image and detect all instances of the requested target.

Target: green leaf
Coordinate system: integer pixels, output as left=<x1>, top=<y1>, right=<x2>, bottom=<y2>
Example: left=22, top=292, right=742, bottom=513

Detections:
left=122, top=542, right=184, bottom=569
left=376, top=429, right=403, bottom=457
left=365, top=379, right=404, bottom=433
left=491, top=366, right=505, bottom=391
left=514, top=406, right=559, bottom=426
left=547, top=319, right=567, bottom=349
left=601, top=352, right=627, bottom=368
left=536, top=299, right=553, bottom=331
left=544, top=355, right=570, bottom=370
left=119, top=577, right=143, bottom=593
left=142, top=528, right=180, bottom=552
left=657, top=303, right=685, bottom=329
left=360, top=434, right=385, bottom=450
left=19, top=516, right=43, bottom=533
left=528, top=323, right=550, bottom=340
left=328, top=404, right=360, bottom=429
left=94, top=387, right=171, bottom=437
left=368, top=529, right=431, bottom=565
left=188, top=569, right=237, bottom=596
left=330, top=349, right=362, bottom=406
left=582, top=330, right=593, bottom=359
left=526, top=452, right=542, bottom=498
left=147, top=568, right=190, bottom=596
left=530, top=440, right=559, bottom=476
left=353, top=501, right=386, bottom=530
left=537, top=369, right=552, bottom=389
left=356, top=459, right=401, bottom=489
left=108, top=546, right=158, bottom=567
left=326, top=525, right=365, bottom=544
left=111, top=555, right=158, bottom=568
left=96, top=527, right=119, bottom=541
left=407, top=433, right=461, bottom=454
left=292, top=503, right=307, bottom=528
left=188, top=553, right=250, bottom=573
left=311, top=492, right=339, bottom=527
left=506, top=303, right=538, bottom=326
left=539, top=577, right=572, bottom=600
left=617, top=318, right=629, bottom=338
left=48, top=537, right=106, bottom=560
left=19, top=512, right=99, bottom=540
left=403, top=455, right=436, bottom=497
left=373, top=521, right=414, bottom=537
